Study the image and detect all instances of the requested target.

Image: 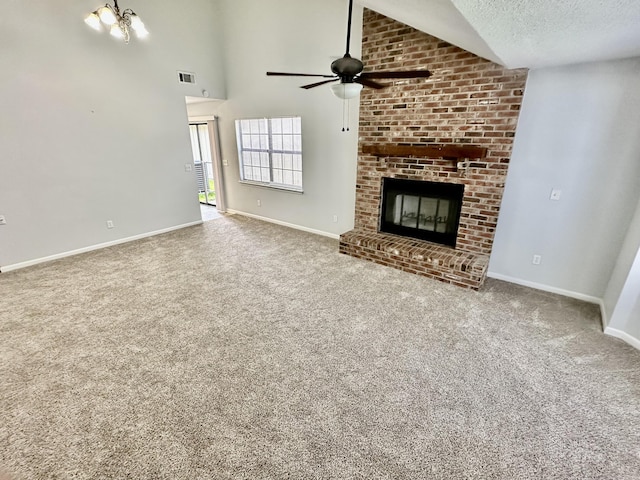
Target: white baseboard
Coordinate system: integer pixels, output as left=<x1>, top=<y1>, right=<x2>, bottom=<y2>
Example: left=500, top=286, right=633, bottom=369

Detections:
left=226, top=209, right=340, bottom=240
left=485, top=272, right=640, bottom=349
left=604, top=327, right=640, bottom=351
left=487, top=271, right=602, bottom=305
left=1, top=220, right=203, bottom=273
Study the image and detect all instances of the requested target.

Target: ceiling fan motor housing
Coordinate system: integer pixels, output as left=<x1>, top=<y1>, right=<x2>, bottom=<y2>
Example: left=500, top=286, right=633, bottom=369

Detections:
left=331, top=54, right=364, bottom=82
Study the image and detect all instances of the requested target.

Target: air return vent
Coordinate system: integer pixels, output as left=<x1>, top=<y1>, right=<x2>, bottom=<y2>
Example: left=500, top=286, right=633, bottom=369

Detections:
left=178, top=71, right=196, bottom=84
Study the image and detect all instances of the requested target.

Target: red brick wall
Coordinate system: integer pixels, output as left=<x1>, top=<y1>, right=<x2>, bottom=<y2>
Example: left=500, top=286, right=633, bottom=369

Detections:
left=354, top=9, right=528, bottom=256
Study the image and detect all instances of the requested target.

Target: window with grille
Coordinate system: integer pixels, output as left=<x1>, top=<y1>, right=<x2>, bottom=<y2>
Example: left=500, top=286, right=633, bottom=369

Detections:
left=235, top=116, right=303, bottom=192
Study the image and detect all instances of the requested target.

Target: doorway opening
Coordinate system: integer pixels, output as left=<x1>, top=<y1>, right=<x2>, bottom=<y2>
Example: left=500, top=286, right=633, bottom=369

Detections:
left=189, top=123, right=216, bottom=206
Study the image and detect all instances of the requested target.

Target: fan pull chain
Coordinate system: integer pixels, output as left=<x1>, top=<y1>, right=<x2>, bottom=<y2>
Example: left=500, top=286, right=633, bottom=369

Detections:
left=341, top=98, right=351, bottom=132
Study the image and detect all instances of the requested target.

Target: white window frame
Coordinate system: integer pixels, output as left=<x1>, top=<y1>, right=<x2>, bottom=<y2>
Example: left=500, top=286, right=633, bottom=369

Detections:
left=235, top=116, right=303, bottom=192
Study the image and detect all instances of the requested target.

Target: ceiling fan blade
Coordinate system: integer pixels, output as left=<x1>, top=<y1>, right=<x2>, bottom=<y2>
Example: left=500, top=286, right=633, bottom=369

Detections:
left=355, top=78, right=386, bottom=89
left=301, top=78, right=340, bottom=89
left=359, top=70, right=432, bottom=79
left=267, top=72, right=336, bottom=78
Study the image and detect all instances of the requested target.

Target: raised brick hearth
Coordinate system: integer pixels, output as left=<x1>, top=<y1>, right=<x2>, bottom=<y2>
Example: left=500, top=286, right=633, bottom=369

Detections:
left=339, top=9, right=528, bottom=290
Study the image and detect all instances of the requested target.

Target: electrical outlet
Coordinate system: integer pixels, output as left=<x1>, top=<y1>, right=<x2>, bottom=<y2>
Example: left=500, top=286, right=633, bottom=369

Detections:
left=550, top=189, right=562, bottom=201
left=185, top=164, right=193, bottom=172
left=257, top=200, right=261, bottom=207
left=332, top=215, right=338, bottom=223
left=222, top=159, right=229, bottom=166
left=532, top=254, right=542, bottom=265
left=0, top=215, right=6, bottom=225
left=106, top=220, right=114, bottom=229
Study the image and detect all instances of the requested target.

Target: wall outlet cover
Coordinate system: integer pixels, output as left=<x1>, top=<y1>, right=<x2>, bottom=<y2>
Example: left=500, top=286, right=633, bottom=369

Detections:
left=550, top=189, right=562, bottom=201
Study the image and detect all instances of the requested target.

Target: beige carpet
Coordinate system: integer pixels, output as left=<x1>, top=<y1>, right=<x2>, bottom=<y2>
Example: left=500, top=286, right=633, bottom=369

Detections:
left=1, top=215, right=639, bottom=479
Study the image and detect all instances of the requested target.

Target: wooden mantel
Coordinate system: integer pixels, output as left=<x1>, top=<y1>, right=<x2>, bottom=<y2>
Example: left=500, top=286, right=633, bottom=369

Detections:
left=361, top=143, right=487, bottom=160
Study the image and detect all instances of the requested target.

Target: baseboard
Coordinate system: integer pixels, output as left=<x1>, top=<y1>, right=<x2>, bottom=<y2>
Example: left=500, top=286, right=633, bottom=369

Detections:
left=226, top=209, right=340, bottom=240
left=486, top=271, right=602, bottom=305
left=604, top=327, right=640, bottom=351
left=1, top=220, right=203, bottom=273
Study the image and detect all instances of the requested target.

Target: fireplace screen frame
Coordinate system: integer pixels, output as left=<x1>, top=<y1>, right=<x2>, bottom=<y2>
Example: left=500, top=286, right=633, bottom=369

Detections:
left=379, top=177, right=464, bottom=247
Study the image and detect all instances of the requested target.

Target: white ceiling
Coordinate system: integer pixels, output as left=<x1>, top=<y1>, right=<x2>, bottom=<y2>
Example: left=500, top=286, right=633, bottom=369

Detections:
left=357, top=0, right=640, bottom=69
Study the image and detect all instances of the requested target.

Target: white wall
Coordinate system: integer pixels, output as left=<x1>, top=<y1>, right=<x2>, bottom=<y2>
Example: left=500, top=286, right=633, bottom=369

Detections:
left=603, top=191, right=640, bottom=346
left=186, top=100, right=225, bottom=119
left=214, top=0, right=361, bottom=236
left=0, top=0, right=226, bottom=269
left=603, top=194, right=640, bottom=320
left=489, top=58, right=640, bottom=299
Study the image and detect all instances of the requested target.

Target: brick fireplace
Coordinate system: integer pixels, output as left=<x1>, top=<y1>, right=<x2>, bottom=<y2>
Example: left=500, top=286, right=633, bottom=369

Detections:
left=339, top=9, right=528, bottom=290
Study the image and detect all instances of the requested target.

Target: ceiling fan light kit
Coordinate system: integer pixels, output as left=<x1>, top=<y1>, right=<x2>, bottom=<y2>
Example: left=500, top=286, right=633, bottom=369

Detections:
left=330, top=82, right=363, bottom=99
left=85, top=0, right=148, bottom=43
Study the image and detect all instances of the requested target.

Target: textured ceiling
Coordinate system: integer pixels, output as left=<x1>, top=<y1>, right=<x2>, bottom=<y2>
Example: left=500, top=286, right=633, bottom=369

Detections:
left=357, top=0, right=640, bottom=69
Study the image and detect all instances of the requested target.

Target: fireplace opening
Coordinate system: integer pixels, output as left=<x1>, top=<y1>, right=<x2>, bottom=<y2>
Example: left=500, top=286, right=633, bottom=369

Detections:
left=380, top=177, right=464, bottom=247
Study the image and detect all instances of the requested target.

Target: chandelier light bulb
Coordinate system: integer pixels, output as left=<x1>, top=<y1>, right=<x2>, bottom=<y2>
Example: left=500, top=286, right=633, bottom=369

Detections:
left=135, top=26, right=149, bottom=39
left=98, top=6, right=117, bottom=26
left=84, top=12, right=102, bottom=31
left=130, top=15, right=144, bottom=31
left=109, top=24, right=124, bottom=39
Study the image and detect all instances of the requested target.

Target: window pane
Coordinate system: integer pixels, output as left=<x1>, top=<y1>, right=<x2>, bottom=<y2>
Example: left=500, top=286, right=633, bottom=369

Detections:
left=283, top=170, right=293, bottom=185
left=250, top=119, right=261, bottom=133
left=271, top=118, right=282, bottom=134
left=259, top=119, right=268, bottom=134
left=272, top=153, right=282, bottom=169
left=273, top=170, right=283, bottom=184
left=293, top=135, right=301, bottom=152
left=250, top=135, right=260, bottom=149
left=293, top=154, right=302, bottom=171
left=251, top=152, right=261, bottom=166
left=260, top=152, right=269, bottom=167
left=283, top=154, right=292, bottom=170
left=272, top=135, right=282, bottom=151
left=293, top=117, right=301, bottom=134
left=252, top=166, right=261, bottom=179
left=293, top=171, right=302, bottom=187
left=282, top=135, right=293, bottom=151
left=282, top=117, right=293, bottom=134
left=261, top=168, right=270, bottom=182
left=241, top=119, right=251, bottom=131
left=260, top=135, right=269, bottom=150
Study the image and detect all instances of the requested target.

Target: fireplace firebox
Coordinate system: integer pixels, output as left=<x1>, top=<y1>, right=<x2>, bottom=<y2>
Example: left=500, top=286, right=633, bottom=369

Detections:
left=380, top=177, right=464, bottom=247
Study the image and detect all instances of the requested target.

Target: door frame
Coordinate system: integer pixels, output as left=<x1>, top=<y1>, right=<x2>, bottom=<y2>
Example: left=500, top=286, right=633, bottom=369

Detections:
left=188, top=115, right=226, bottom=213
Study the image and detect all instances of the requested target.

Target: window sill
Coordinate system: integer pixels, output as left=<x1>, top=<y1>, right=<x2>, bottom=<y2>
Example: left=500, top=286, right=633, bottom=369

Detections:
left=239, top=180, right=303, bottom=194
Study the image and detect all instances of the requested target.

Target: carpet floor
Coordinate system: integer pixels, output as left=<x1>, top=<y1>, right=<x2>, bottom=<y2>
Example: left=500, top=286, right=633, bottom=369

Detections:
left=1, top=215, right=639, bottom=479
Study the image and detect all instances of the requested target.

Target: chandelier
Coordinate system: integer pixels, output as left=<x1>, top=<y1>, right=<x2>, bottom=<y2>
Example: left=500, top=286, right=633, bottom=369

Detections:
left=85, top=1, right=148, bottom=43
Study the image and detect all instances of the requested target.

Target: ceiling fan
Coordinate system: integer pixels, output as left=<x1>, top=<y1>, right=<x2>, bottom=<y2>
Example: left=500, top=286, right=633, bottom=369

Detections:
left=266, top=0, right=432, bottom=98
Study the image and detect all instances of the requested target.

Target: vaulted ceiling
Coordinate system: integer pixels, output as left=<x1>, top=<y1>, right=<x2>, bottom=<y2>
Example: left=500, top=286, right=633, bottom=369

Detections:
left=357, top=0, right=640, bottom=69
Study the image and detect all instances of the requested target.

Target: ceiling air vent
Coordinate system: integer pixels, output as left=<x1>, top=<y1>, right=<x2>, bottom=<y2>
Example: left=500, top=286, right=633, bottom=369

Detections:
left=178, top=71, right=196, bottom=84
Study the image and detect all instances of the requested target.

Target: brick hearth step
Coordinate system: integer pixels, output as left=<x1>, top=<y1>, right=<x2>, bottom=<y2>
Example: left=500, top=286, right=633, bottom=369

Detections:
left=339, top=229, right=489, bottom=290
